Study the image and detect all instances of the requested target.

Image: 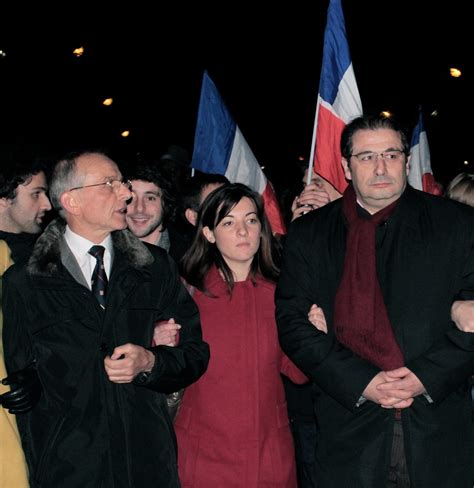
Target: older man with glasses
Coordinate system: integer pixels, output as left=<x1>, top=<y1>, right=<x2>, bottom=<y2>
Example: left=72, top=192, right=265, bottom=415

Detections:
left=2, top=150, right=210, bottom=487
left=276, top=115, right=474, bottom=487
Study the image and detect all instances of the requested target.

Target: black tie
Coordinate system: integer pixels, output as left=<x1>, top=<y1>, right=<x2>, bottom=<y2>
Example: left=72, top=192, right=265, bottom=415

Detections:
left=88, top=245, right=108, bottom=308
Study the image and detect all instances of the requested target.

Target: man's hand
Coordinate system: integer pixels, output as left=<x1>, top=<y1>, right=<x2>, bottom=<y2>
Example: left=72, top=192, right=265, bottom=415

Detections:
left=291, top=184, right=331, bottom=221
left=0, top=365, right=42, bottom=414
left=451, top=300, right=474, bottom=332
left=152, top=318, right=181, bottom=347
left=362, top=371, right=414, bottom=409
left=104, top=344, right=155, bottom=384
left=376, top=367, right=425, bottom=408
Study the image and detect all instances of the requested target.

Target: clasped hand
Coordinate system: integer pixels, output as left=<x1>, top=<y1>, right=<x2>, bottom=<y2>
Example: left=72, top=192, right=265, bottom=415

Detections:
left=104, top=344, right=155, bottom=384
left=307, top=306, right=426, bottom=410
left=364, top=367, right=426, bottom=409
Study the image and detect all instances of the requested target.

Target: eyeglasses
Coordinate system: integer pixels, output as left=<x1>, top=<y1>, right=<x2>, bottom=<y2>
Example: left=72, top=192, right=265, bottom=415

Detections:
left=350, top=149, right=405, bottom=163
left=68, top=178, right=133, bottom=193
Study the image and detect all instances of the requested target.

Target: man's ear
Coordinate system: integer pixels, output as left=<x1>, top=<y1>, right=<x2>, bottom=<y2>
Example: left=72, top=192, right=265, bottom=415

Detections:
left=202, top=226, right=216, bottom=243
left=59, top=191, right=81, bottom=216
left=405, top=154, right=411, bottom=176
left=342, top=158, right=352, bottom=181
left=0, top=197, right=11, bottom=209
left=185, top=208, right=198, bottom=227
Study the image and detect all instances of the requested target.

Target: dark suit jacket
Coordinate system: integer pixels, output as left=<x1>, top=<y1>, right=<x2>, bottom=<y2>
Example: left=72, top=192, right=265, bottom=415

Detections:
left=3, top=219, right=209, bottom=488
left=276, top=185, right=474, bottom=488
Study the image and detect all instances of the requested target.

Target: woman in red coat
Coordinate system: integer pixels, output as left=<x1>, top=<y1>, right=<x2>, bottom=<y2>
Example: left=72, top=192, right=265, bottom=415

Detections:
left=173, top=183, right=317, bottom=487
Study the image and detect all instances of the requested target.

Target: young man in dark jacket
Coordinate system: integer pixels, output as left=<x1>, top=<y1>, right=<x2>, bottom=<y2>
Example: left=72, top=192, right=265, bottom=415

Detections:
left=0, top=153, right=52, bottom=487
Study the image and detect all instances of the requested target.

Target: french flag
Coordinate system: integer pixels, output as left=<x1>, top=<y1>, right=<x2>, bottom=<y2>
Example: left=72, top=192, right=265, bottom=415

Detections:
left=311, top=0, right=362, bottom=193
left=192, top=71, right=286, bottom=235
left=408, top=109, right=441, bottom=195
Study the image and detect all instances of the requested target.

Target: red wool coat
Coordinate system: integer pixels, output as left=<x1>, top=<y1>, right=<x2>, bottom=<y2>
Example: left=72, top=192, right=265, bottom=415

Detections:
left=175, top=267, right=306, bottom=487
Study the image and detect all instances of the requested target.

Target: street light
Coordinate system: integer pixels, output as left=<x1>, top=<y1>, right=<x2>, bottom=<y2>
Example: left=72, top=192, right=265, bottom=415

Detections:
left=449, top=68, right=462, bottom=78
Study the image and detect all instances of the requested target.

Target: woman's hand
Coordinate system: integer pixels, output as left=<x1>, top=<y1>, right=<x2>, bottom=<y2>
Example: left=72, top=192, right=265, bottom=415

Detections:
left=308, top=304, right=328, bottom=333
left=152, top=318, right=181, bottom=346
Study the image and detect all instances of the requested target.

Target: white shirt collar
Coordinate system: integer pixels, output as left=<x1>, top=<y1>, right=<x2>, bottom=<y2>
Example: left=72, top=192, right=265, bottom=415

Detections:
left=64, top=226, right=113, bottom=289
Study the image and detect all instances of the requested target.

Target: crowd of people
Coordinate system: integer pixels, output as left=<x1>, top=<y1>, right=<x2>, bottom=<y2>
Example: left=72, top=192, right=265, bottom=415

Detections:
left=0, top=114, right=473, bottom=488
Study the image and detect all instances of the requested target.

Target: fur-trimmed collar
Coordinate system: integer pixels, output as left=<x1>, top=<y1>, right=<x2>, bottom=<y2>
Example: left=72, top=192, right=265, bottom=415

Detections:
left=27, top=218, right=154, bottom=277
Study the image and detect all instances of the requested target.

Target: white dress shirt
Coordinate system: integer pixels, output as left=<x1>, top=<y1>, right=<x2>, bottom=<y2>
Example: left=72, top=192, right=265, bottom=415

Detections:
left=64, top=226, right=113, bottom=290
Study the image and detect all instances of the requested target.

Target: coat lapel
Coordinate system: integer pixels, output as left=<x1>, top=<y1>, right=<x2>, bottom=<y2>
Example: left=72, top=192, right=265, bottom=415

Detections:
left=59, top=238, right=89, bottom=288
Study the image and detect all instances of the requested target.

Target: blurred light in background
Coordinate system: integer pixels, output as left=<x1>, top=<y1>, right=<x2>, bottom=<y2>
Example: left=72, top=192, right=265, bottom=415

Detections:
left=449, top=67, right=462, bottom=78
left=73, top=47, right=84, bottom=57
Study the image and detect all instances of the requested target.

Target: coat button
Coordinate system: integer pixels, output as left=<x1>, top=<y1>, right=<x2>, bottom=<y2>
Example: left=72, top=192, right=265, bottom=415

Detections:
left=100, top=342, right=108, bottom=353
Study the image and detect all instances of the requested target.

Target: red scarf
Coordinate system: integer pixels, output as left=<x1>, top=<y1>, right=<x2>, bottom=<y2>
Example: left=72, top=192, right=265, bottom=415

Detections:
left=333, top=185, right=404, bottom=370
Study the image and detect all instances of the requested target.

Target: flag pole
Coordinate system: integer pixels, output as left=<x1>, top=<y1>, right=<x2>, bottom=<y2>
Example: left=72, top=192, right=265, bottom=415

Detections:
left=306, top=99, right=320, bottom=186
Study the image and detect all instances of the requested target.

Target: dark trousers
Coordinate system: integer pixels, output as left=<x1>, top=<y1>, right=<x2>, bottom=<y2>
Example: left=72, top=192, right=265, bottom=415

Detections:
left=289, top=417, right=318, bottom=488
left=386, top=420, right=410, bottom=488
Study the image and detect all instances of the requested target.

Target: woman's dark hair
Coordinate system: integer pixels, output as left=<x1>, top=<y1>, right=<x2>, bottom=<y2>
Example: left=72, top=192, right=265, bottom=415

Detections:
left=181, top=183, right=280, bottom=294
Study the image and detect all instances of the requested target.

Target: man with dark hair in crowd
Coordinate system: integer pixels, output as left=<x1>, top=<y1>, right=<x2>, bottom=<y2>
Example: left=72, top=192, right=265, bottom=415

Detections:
left=276, top=115, right=474, bottom=487
left=0, top=154, right=51, bottom=259
left=182, top=172, right=229, bottom=227
left=125, top=160, right=190, bottom=263
left=0, top=150, right=51, bottom=487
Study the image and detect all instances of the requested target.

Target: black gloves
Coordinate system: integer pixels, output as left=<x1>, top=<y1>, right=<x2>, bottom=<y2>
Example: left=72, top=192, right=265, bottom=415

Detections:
left=0, top=365, right=42, bottom=414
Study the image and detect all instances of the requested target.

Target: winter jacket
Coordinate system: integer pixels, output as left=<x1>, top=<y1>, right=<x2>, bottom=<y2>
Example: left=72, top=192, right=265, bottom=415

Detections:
left=2, top=219, right=210, bottom=487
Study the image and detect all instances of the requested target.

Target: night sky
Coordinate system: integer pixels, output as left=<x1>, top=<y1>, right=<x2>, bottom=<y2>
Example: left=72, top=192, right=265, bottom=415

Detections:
left=0, top=1, right=471, bottom=192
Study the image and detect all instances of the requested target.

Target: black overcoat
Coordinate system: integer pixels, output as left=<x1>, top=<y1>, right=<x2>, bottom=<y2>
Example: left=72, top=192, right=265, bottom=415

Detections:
left=276, top=186, right=474, bottom=488
left=2, top=220, right=210, bottom=487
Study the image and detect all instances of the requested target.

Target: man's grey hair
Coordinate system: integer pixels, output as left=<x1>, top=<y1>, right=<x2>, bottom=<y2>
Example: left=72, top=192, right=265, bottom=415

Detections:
left=49, top=150, right=104, bottom=218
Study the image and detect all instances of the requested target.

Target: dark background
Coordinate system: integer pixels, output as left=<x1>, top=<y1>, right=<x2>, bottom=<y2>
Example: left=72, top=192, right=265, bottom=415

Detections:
left=0, top=1, right=471, bottom=192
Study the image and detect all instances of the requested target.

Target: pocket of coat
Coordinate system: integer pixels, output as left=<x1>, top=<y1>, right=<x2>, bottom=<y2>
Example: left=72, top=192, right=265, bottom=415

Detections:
left=30, top=314, right=91, bottom=336
left=259, top=401, right=294, bottom=485
left=34, top=415, right=66, bottom=484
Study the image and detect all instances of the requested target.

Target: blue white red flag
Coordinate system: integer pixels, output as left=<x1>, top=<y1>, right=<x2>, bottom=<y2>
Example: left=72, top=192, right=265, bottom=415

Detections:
left=311, top=0, right=362, bottom=193
left=408, top=110, right=441, bottom=195
left=192, top=71, right=286, bottom=234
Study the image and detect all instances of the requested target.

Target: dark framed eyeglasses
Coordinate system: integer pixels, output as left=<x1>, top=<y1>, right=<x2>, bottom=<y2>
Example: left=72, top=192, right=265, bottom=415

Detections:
left=68, top=178, right=133, bottom=192
left=350, top=149, right=405, bottom=164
